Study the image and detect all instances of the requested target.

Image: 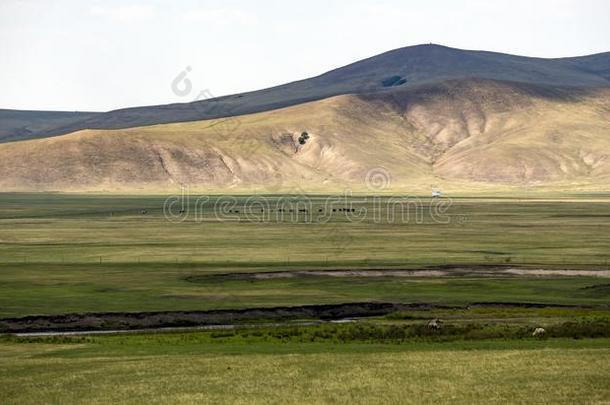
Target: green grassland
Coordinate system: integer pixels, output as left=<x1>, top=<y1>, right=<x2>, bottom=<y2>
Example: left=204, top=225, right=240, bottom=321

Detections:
left=1, top=193, right=610, bottom=317
left=1, top=327, right=610, bottom=404
left=1, top=267, right=609, bottom=318
left=1, top=193, right=610, bottom=403
left=2, top=193, right=610, bottom=267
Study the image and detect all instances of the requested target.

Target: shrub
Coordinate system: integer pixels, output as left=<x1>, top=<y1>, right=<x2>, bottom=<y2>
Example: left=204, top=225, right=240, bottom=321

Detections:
left=381, top=75, right=407, bottom=87
left=298, top=131, right=309, bottom=145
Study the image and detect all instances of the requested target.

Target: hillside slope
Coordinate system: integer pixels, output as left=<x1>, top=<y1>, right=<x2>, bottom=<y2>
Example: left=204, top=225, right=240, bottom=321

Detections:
left=3, top=44, right=609, bottom=142
left=0, top=109, right=100, bottom=143
left=1, top=79, right=608, bottom=193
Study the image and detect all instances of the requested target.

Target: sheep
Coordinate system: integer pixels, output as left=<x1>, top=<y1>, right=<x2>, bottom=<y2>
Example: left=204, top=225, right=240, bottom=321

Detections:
left=427, top=318, right=442, bottom=330
left=532, top=327, right=546, bottom=337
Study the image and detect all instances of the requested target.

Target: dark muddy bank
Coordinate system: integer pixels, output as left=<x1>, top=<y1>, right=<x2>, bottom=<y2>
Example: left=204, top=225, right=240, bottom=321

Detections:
left=0, top=301, right=591, bottom=334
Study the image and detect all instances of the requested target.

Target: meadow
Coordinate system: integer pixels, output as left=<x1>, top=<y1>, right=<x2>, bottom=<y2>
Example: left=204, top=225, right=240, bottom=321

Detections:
left=1, top=193, right=610, bottom=403
left=1, top=193, right=610, bottom=317
left=1, top=327, right=610, bottom=404
left=2, top=193, right=610, bottom=267
left=0, top=194, right=610, bottom=317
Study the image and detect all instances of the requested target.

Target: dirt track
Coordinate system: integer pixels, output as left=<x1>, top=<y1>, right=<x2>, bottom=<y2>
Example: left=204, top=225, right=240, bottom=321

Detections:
left=190, top=267, right=610, bottom=282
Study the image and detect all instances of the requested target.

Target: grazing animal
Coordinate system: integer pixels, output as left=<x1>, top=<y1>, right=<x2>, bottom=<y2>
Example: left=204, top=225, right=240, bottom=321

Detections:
left=427, top=318, right=442, bottom=330
left=532, top=327, right=546, bottom=337
left=140, top=209, right=148, bottom=215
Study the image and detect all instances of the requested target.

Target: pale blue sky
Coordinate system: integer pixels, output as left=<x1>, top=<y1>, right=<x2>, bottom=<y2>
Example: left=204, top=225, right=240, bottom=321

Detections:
left=1, top=0, right=609, bottom=111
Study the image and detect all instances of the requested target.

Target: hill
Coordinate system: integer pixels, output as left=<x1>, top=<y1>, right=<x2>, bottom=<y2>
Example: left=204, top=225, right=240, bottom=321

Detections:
left=2, top=44, right=609, bottom=143
left=0, top=109, right=100, bottom=143
left=1, top=78, right=608, bottom=193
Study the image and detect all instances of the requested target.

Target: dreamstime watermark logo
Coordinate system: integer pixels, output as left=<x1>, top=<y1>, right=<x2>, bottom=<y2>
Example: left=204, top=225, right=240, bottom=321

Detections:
left=171, top=66, right=194, bottom=96
left=162, top=185, right=211, bottom=223
left=161, top=186, right=464, bottom=226
left=170, top=66, right=243, bottom=136
left=365, top=167, right=392, bottom=191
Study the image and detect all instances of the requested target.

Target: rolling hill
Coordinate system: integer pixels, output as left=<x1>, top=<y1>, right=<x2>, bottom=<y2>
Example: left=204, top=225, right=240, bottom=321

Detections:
left=1, top=78, right=609, bottom=193
left=2, top=44, right=609, bottom=143
left=0, top=109, right=100, bottom=143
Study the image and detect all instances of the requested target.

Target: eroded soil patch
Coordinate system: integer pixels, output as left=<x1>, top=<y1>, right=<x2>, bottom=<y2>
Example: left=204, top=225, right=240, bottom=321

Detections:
left=186, top=266, right=610, bottom=283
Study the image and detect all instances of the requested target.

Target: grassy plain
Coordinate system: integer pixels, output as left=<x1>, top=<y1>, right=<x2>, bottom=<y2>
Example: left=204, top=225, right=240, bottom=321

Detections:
left=1, top=193, right=610, bottom=403
left=1, top=193, right=610, bottom=317
left=1, top=330, right=610, bottom=404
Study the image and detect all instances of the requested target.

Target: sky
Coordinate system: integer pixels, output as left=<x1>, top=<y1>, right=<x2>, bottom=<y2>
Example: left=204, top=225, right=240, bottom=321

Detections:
left=1, top=0, right=609, bottom=112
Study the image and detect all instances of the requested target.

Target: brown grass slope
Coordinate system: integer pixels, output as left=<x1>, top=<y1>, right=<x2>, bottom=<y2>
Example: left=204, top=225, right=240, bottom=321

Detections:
left=0, top=79, right=609, bottom=193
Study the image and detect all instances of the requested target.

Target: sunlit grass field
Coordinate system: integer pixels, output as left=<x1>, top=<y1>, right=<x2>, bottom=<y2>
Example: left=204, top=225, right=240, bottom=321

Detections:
left=1, top=193, right=610, bottom=317
left=1, top=193, right=610, bottom=403
left=2, top=193, right=610, bottom=267
left=1, top=333, right=610, bottom=404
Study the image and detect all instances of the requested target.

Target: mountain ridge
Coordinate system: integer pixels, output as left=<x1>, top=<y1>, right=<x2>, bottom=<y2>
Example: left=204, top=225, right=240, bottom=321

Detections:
left=2, top=44, right=609, bottom=143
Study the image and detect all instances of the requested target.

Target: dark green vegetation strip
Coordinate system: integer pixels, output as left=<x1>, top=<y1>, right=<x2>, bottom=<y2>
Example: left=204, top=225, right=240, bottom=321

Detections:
left=1, top=265, right=609, bottom=317
left=5, top=302, right=607, bottom=334
left=2, top=304, right=610, bottom=404
left=3, top=313, right=610, bottom=353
